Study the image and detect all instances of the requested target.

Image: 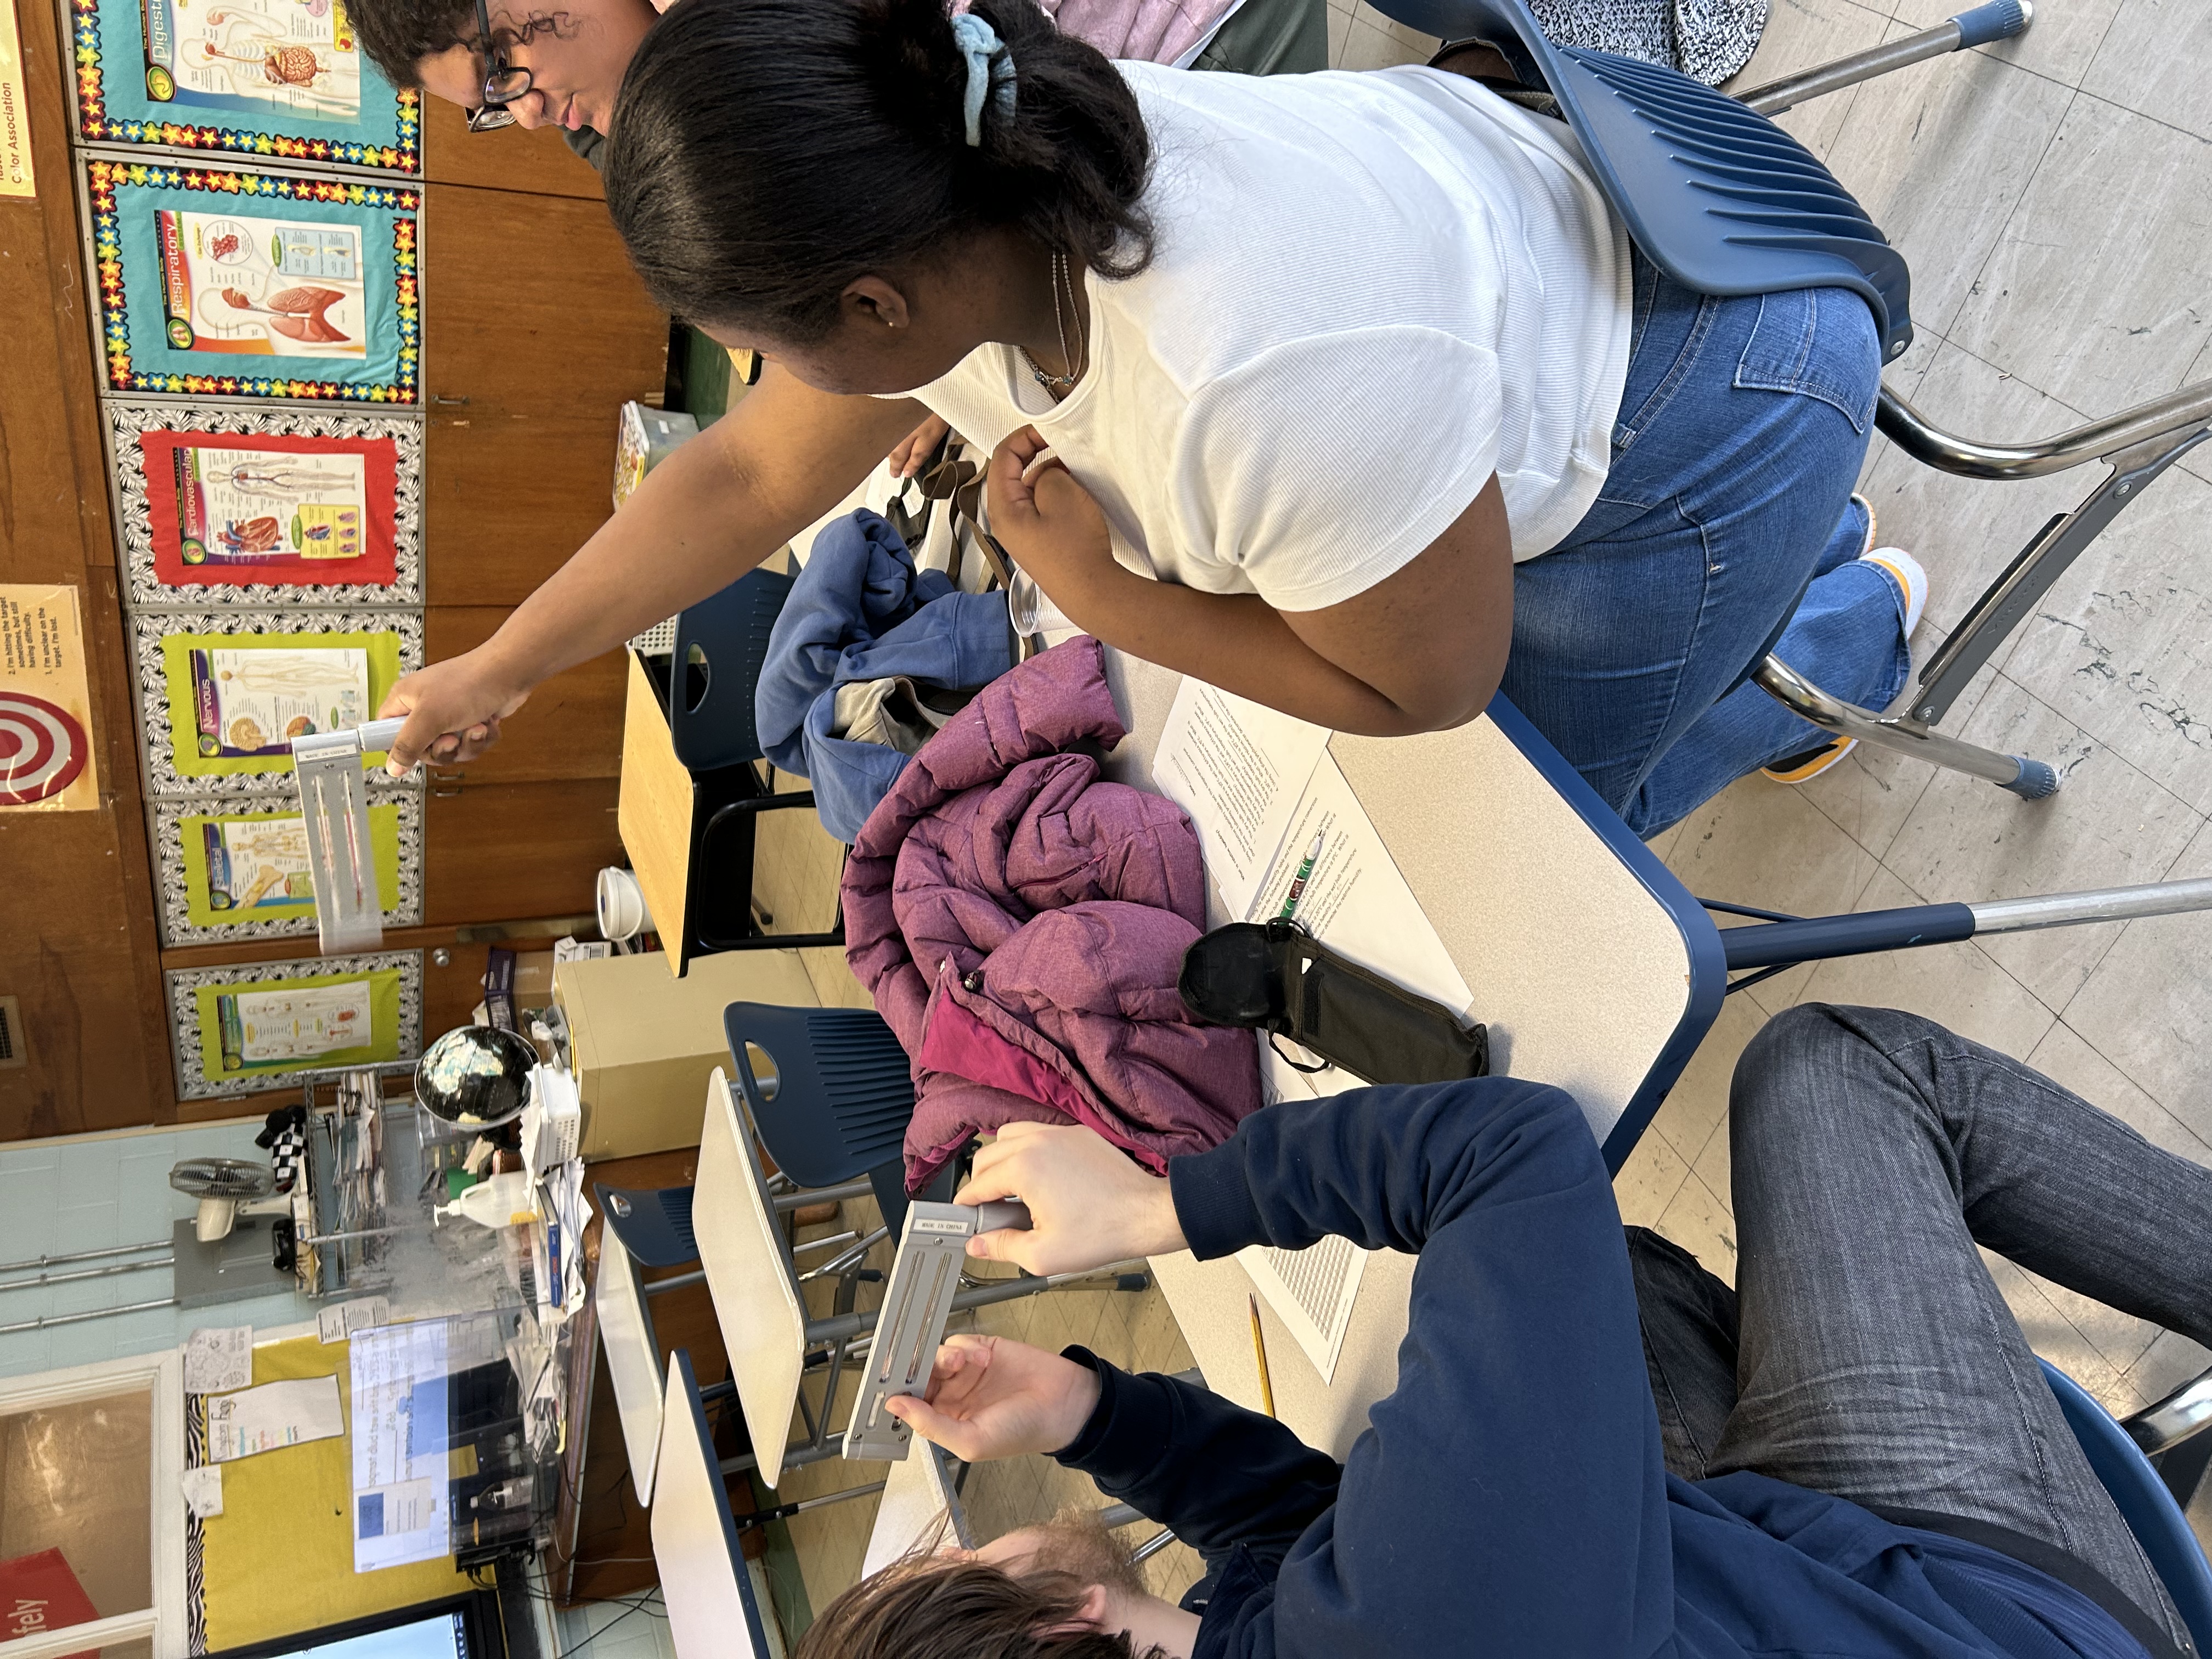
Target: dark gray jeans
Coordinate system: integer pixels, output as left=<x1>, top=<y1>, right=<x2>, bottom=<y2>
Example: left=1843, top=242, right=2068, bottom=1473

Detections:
left=1630, top=1003, right=2212, bottom=1653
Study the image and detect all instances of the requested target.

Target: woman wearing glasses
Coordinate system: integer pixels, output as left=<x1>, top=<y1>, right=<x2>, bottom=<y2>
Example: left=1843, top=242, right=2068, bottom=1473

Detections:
left=377, top=0, right=1922, bottom=836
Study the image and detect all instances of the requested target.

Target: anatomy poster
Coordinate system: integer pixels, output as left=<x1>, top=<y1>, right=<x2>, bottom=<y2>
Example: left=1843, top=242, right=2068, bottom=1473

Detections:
left=155, top=625, right=403, bottom=779
left=157, top=208, right=369, bottom=359
left=108, top=404, right=421, bottom=606
left=138, top=428, right=399, bottom=589
left=190, top=966, right=403, bottom=1080
left=67, top=0, right=419, bottom=173
left=178, top=802, right=402, bottom=928
left=1, top=585, right=101, bottom=812
left=87, top=157, right=417, bottom=402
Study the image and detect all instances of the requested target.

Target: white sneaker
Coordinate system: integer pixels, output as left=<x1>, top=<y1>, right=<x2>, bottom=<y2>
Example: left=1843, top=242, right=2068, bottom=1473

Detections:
left=1862, top=545, right=1928, bottom=637
left=1761, top=546, right=1930, bottom=786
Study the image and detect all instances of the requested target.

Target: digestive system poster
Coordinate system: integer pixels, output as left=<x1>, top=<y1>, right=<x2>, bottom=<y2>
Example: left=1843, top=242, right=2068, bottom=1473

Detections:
left=69, top=0, right=420, bottom=172
left=139, top=429, right=399, bottom=589
left=180, top=802, right=402, bottom=928
left=157, top=627, right=402, bottom=778
left=88, top=158, right=418, bottom=401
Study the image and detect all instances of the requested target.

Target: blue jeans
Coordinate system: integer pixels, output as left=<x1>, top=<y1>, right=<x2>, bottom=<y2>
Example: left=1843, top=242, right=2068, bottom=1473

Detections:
left=1629, top=1005, right=2209, bottom=1654
left=1502, top=257, right=1911, bottom=837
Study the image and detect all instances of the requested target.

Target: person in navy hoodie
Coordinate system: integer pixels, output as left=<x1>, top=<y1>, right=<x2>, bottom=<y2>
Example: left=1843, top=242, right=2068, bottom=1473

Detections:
left=796, top=1003, right=2212, bottom=1659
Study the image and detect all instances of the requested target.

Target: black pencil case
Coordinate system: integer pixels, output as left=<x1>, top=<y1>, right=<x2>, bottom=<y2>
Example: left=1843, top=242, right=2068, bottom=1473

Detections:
left=1177, top=918, right=1489, bottom=1086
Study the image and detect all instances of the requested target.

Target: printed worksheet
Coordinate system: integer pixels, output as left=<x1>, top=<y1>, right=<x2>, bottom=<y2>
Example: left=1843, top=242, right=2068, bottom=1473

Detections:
left=227, top=979, right=373, bottom=1063
left=1151, top=680, right=1329, bottom=919
left=200, top=814, right=314, bottom=911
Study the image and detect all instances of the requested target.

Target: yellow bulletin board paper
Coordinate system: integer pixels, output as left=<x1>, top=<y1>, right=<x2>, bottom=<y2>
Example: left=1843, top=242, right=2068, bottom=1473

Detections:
left=200, top=1335, right=471, bottom=1651
left=1, top=585, right=100, bottom=811
left=0, top=0, right=32, bottom=200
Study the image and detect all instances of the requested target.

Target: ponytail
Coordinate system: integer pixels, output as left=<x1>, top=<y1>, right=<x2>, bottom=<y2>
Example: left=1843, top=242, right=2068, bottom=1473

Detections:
left=605, top=0, right=1154, bottom=340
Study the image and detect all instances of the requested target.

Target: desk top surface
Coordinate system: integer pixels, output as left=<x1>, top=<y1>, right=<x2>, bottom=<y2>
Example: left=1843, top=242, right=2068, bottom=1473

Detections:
left=617, top=651, right=697, bottom=977
left=1101, top=648, right=1720, bottom=1459
left=652, top=1353, right=772, bottom=1659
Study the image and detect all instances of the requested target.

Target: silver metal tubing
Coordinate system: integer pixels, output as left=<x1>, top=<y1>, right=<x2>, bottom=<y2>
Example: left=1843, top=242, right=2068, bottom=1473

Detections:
left=805, top=1260, right=1153, bottom=1346
left=1877, top=381, right=2212, bottom=481
left=1736, top=20, right=1965, bottom=115
left=1752, top=657, right=2055, bottom=795
left=1968, top=877, right=2212, bottom=936
left=2126, top=1368, right=2212, bottom=1457
left=1132, top=1528, right=1179, bottom=1565
left=798, top=1227, right=888, bottom=1284
left=791, top=1229, right=862, bottom=1257
left=0, top=1254, right=174, bottom=1293
left=0, top=1240, right=171, bottom=1276
left=0, top=1296, right=177, bottom=1336
left=642, top=1268, right=707, bottom=1296
left=772, top=1179, right=874, bottom=1214
left=1099, top=1503, right=1145, bottom=1530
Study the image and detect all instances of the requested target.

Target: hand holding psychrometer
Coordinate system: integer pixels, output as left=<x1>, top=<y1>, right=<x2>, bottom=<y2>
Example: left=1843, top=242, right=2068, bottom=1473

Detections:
left=376, top=646, right=530, bottom=775
left=881, top=1334, right=1104, bottom=1463
left=957, top=1121, right=1187, bottom=1276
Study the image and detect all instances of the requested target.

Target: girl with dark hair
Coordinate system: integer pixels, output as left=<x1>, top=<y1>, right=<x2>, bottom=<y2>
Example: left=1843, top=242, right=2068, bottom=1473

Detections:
left=381, top=0, right=1919, bottom=836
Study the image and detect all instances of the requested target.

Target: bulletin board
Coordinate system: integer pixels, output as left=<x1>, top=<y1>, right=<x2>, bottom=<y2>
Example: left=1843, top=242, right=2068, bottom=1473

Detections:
left=82, top=155, right=419, bottom=403
left=105, top=400, right=424, bottom=607
left=150, top=791, right=421, bottom=945
left=163, top=948, right=420, bottom=1099
left=192, top=1334, right=471, bottom=1651
left=129, top=608, right=420, bottom=795
left=62, top=0, right=422, bottom=173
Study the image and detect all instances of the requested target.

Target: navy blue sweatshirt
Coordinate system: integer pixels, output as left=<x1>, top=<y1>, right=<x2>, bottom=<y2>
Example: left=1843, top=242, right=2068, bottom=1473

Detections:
left=1052, top=1078, right=2158, bottom=1658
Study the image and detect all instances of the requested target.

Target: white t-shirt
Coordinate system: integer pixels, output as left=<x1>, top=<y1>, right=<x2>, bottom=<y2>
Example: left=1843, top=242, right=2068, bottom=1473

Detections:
left=902, top=63, right=1634, bottom=612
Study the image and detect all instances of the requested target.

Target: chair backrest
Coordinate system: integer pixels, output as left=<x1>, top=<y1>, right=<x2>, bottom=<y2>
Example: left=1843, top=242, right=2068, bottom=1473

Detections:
left=2042, top=1359, right=2212, bottom=1655
left=596, top=1183, right=699, bottom=1269
left=1363, top=0, right=1912, bottom=363
left=653, top=1348, right=774, bottom=1659
left=724, top=1003, right=917, bottom=1192
left=668, top=566, right=795, bottom=772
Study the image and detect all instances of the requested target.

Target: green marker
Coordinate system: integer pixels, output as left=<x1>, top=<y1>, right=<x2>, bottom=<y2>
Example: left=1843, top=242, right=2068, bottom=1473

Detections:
left=1276, top=833, right=1325, bottom=921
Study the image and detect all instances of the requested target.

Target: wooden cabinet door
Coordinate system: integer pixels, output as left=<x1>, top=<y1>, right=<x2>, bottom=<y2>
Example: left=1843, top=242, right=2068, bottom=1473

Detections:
left=423, top=608, right=627, bottom=785
left=424, top=777, right=623, bottom=926
left=421, top=182, right=668, bottom=607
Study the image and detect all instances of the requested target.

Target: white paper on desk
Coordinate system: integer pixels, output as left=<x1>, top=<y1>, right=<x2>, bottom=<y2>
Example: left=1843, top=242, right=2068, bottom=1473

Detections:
left=180, top=1464, right=224, bottom=1519
left=183, top=1325, right=254, bottom=1395
left=1246, top=754, right=1474, bottom=1015
left=206, top=1376, right=343, bottom=1462
left=1238, top=1048, right=1372, bottom=1385
left=319, top=1297, right=392, bottom=1344
left=1152, top=680, right=1330, bottom=919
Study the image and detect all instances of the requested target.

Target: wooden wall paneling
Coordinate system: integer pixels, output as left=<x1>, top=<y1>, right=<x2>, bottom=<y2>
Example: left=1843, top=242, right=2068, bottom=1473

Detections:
left=421, top=409, right=634, bottom=605
left=0, top=0, right=175, bottom=1138
left=421, top=100, right=608, bottom=200
left=424, top=777, right=623, bottom=926
left=424, top=608, right=627, bottom=783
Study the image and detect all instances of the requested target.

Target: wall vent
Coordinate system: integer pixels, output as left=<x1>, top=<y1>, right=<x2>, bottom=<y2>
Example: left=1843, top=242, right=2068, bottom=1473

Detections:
left=0, top=996, right=24, bottom=1069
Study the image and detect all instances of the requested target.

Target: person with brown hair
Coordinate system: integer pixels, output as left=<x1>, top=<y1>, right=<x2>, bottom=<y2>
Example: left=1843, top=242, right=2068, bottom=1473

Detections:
left=789, top=1006, right=2212, bottom=1658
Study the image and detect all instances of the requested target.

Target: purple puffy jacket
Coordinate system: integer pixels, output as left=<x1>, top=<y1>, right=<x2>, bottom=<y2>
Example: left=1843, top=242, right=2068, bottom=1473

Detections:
left=841, top=637, right=1263, bottom=1193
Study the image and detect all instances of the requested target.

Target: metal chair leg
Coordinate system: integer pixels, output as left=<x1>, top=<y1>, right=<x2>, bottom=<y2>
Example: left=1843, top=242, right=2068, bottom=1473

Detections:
left=1752, top=656, right=2060, bottom=798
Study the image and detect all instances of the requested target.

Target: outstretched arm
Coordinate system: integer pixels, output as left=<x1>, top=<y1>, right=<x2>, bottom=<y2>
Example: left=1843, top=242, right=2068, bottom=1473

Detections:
left=960, top=1087, right=1676, bottom=1658
left=376, top=366, right=924, bottom=771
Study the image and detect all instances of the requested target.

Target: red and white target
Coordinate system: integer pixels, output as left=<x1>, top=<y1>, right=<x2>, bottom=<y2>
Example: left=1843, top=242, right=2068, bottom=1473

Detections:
left=0, top=691, right=89, bottom=806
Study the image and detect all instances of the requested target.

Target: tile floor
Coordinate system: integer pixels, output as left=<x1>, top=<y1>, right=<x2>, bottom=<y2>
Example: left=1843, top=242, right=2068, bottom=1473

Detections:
left=726, top=0, right=2212, bottom=1632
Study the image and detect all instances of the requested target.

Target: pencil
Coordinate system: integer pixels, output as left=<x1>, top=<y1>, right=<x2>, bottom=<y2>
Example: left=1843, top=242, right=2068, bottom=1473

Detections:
left=1248, top=1293, right=1276, bottom=1419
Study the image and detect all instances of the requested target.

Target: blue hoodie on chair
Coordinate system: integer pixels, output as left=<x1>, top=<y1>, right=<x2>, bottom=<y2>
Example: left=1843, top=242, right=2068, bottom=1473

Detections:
left=753, top=510, right=1013, bottom=843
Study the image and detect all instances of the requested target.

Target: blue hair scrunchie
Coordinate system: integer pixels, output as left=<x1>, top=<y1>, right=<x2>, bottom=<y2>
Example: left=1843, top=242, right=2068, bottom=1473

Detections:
left=949, top=11, right=1017, bottom=148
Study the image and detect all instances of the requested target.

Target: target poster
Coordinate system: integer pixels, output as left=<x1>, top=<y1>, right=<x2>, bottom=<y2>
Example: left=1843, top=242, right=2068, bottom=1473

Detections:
left=65, top=0, right=420, bottom=173
left=137, top=427, right=399, bottom=590
left=1, top=584, right=101, bottom=812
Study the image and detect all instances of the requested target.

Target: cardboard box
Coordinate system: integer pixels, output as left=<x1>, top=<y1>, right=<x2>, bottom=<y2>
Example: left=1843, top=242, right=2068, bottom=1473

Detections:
left=555, top=949, right=819, bottom=1159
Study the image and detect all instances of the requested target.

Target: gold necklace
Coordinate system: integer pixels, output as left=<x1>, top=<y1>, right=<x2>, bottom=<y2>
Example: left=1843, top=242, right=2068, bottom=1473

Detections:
left=1019, top=250, right=1085, bottom=394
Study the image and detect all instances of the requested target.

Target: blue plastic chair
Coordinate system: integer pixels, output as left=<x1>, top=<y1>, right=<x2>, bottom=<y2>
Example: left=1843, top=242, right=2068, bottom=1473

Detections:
left=596, top=1183, right=699, bottom=1269
left=1362, top=0, right=1940, bottom=363
left=648, top=566, right=846, bottom=961
left=724, top=1002, right=938, bottom=1240
left=668, top=566, right=793, bottom=772
left=2043, top=1360, right=2212, bottom=1654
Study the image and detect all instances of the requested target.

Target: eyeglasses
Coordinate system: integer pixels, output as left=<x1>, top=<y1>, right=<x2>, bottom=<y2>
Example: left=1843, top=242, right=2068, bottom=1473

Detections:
left=463, top=0, right=533, bottom=132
